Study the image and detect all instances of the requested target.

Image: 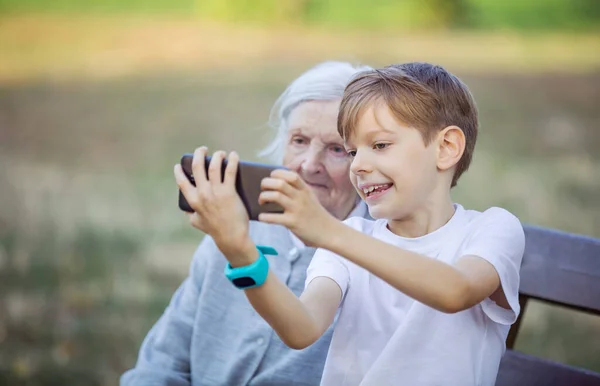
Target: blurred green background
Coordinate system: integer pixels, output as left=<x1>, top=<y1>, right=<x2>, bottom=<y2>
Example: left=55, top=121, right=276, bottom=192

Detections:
left=0, top=1, right=599, bottom=385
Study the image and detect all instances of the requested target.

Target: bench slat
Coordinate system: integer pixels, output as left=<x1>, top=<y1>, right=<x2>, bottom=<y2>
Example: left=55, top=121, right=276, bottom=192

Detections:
left=496, top=349, right=600, bottom=386
left=521, top=225, right=600, bottom=313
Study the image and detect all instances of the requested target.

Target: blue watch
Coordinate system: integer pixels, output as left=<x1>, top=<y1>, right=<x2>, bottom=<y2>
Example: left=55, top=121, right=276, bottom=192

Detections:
left=224, top=245, right=278, bottom=289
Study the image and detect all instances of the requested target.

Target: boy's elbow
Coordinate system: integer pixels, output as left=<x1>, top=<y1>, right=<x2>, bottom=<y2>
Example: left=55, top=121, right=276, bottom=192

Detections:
left=280, top=327, right=321, bottom=350
left=283, top=337, right=313, bottom=350
left=438, top=299, right=464, bottom=314
left=438, top=282, right=472, bottom=314
left=280, top=336, right=313, bottom=350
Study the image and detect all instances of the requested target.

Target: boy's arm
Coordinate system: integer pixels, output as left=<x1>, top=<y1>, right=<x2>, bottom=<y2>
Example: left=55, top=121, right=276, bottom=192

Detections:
left=230, top=242, right=341, bottom=349
left=245, top=272, right=342, bottom=349
left=322, top=219, right=515, bottom=314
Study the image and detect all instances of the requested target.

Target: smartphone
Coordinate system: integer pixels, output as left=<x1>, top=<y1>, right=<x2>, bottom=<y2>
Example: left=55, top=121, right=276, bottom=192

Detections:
left=178, top=153, right=285, bottom=221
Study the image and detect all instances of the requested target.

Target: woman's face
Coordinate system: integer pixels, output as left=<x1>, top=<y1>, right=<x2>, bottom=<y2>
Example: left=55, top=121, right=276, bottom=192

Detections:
left=282, top=100, right=357, bottom=220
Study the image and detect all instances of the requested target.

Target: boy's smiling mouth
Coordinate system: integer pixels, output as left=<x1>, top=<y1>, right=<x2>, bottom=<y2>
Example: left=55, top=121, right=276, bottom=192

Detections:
left=358, top=183, right=393, bottom=200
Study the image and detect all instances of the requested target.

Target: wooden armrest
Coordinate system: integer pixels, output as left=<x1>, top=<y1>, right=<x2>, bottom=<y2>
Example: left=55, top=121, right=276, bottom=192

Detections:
left=496, top=349, right=600, bottom=386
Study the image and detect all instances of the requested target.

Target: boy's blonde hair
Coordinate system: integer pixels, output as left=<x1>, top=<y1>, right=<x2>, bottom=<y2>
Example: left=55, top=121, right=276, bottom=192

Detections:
left=338, top=62, right=478, bottom=187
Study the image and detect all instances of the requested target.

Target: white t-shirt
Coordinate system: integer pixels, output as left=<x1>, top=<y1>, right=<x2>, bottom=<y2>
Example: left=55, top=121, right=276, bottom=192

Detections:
left=305, top=204, right=525, bottom=386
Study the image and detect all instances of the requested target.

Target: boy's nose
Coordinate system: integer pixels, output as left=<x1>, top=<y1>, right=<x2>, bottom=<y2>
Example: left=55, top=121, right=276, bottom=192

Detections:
left=350, top=151, right=371, bottom=175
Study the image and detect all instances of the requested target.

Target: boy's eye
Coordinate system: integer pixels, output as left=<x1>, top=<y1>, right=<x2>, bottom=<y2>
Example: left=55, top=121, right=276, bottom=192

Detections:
left=374, top=143, right=389, bottom=150
left=347, top=150, right=357, bottom=157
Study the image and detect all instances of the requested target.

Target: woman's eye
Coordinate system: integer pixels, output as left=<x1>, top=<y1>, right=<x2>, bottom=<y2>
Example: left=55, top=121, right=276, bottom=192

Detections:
left=330, top=145, right=346, bottom=154
left=347, top=150, right=357, bottom=157
left=374, top=143, right=389, bottom=150
left=291, top=136, right=306, bottom=145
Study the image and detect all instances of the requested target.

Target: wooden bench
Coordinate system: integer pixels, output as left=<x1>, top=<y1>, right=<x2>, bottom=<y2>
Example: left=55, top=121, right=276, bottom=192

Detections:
left=496, top=225, right=600, bottom=386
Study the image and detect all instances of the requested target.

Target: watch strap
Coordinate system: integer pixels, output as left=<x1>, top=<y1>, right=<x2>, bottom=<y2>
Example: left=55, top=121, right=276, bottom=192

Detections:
left=224, top=245, right=278, bottom=289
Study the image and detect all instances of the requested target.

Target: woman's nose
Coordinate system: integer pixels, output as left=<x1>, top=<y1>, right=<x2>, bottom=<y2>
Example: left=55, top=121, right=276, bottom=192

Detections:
left=300, top=149, right=324, bottom=174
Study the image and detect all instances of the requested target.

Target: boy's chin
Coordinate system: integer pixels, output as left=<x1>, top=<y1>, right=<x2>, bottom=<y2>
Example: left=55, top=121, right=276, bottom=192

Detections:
left=367, top=205, right=390, bottom=220
left=367, top=203, right=406, bottom=221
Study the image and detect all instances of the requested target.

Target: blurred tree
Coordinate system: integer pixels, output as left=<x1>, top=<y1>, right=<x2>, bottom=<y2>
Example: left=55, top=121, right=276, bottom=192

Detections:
left=1, top=0, right=598, bottom=30
left=464, top=0, right=600, bottom=30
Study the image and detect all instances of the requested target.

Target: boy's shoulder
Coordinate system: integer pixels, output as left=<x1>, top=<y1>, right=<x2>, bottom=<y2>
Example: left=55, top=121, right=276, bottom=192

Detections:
left=341, top=204, right=524, bottom=243
left=462, top=205, right=524, bottom=232
left=459, top=205, right=526, bottom=256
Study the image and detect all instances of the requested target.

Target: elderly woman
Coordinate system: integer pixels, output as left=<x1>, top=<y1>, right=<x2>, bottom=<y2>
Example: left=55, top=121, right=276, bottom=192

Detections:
left=121, top=61, right=371, bottom=386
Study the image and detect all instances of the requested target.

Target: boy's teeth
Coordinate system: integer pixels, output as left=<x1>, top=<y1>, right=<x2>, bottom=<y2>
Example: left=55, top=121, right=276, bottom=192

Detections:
left=363, top=184, right=389, bottom=194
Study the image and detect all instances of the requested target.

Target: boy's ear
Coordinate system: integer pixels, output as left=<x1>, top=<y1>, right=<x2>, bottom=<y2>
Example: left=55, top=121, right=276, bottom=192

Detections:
left=436, top=125, right=465, bottom=171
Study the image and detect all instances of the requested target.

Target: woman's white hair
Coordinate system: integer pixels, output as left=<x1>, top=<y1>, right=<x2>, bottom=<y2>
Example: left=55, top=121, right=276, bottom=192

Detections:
left=258, top=61, right=372, bottom=164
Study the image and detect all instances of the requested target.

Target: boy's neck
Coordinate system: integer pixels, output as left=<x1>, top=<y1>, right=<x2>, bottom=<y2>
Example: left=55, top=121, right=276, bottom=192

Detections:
left=386, top=193, right=456, bottom=238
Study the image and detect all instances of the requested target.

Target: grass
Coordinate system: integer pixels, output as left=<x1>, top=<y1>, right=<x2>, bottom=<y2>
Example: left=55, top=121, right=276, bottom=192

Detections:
left=1, top=14, right=600, bottom=84
left=0, top=14, right=599, bottom=385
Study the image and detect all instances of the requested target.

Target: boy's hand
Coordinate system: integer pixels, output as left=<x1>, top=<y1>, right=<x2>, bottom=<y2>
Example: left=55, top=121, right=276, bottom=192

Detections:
left=175, top=147, right=255, bottom=264
left=258, top=169, right=339, bottom=248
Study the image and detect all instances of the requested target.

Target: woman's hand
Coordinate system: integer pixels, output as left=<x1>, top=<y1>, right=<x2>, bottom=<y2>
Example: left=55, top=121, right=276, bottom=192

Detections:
left=258, top=170, right=339, bottom=248
left=175, top=147, right=255, bottom=264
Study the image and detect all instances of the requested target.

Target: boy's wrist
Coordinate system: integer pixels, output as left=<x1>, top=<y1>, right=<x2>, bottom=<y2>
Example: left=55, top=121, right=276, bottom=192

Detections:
left=220, top=238, right=259, bottom=268
left=319, top=216, right=347, bottom=251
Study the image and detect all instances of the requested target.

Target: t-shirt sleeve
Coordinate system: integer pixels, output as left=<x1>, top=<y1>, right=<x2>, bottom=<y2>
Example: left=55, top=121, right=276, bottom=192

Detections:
left=461, top=208, right=525, bottom=325
left=304, top=217, right=367, bottom=297
left=305, top=248, right=350, bottom=297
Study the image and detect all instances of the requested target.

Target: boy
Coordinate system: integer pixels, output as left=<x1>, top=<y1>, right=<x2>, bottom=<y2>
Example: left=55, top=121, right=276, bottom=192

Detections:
left=180, top=62, right=525, bottom=386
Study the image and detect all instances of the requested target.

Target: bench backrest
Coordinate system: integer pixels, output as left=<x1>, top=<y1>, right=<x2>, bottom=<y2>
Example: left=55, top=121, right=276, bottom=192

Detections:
left=496, top=225, right=600, bottom=386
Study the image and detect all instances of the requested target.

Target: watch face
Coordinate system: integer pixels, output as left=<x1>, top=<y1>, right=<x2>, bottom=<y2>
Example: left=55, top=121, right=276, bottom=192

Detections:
left=233, top=277, right=256, bottom=288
